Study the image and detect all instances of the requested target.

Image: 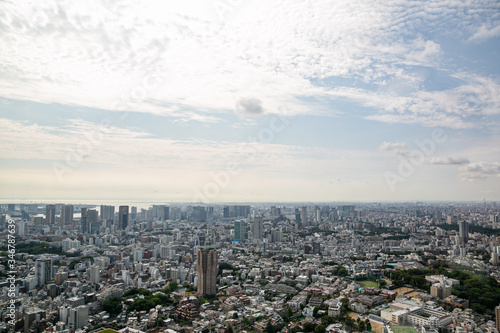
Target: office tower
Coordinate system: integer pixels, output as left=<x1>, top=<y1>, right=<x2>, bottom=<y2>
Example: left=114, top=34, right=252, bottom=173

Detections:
left=35, top=258, right=53, bottom=287
left=90, top=265, right=100, bottom=285
left=459, top=221, right=469, bottom=245
left=87, top=209, right=98, bottom=223
left=0, top=215, right=5, bottom=230
left=60, top=204, right=73, bottom=225
left=80, top=208, right=89, bottom=234
left=69, top=305, right=88, bottom=329
left=118, top=206, right=129, bottom=230
left=131, top=206, right=138, bottom=219
left=234, top=220, right=245, bottom=242
left=45, top=204, right=56, bottom=225
left=295, top=210, right=301, bottom=230
left=197, top=246, right=218, bottom=295
left=100, top=205, right=115, bottom=221
left=191, top=206, right=207, bottom=222
left=301, top=206, right=307, bottom=226
left=7, top=204, right=16, bottom=212
left=253, top=216, right=263, bottom=240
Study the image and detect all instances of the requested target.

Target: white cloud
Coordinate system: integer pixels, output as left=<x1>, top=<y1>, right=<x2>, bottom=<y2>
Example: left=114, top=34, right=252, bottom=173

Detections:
left=429, top=156, right=470, bottom=165
left=459, top=161, right=500, bottom=181
left=379, top=142, right=407, bottom=151
left=469, top=24, right=500, bottom=41
left=1, top=0, right=498, bottom=127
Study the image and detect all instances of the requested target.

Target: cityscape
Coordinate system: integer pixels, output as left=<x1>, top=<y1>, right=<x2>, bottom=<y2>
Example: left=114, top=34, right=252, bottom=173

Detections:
left=1, top=201, right=500, bottom=333
left=1, top=0, right=500, bottom=333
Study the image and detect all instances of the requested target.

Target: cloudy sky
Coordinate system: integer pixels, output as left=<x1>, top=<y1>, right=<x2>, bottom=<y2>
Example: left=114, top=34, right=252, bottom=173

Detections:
left=1, top=0, right=499, bottom=203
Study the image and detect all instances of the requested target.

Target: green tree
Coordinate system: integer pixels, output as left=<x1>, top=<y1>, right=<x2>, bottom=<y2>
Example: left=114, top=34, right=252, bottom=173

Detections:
left=100, top=296, right=122, bottom=314
left=358, top=321, right=365, bottom=332
left=265, top=321, right=274, bottom=333
left=303, top=322, right=315, bottom=332
left=168, top=281, right=178, bottom=291
left=321, top=315, right=334, bottom=326
left=315, top=324, right=326, bottom=333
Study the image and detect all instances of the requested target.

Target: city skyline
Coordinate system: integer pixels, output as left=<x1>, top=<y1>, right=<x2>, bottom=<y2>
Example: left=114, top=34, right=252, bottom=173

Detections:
left=1, top=0, right=500, bottom=202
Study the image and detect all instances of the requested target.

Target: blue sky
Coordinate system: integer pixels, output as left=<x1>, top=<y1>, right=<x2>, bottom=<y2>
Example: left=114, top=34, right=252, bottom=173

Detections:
left=0, top=0, right=499, bottom=203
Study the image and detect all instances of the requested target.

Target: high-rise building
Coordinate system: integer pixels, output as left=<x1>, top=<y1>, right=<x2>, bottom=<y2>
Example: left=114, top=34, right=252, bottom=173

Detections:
left=69, top=305, right=88, bottom=329
left=301, top=206, right=307, bottom=226
left=61, top=205, right=73, bottom=225
left=90, top=265, right=100, bottom=285
left=80, top=208, right=89, bottom=234
left=131, top=206, right=138, bottom=219
left=191, top=206, right=207, bottom=222
left=253, top=216, right=263, bottom=240
left=118, top=206, right=129, bottom=230
left=197, top=246, right=218, bottom=295
left=100, top=205, right=115, bottom=221
left=459, top=221, right=469, bottom=245
left=234, top=220, right=245, bottom=242
left=45, top=204, right=56, bottom=225
left=35, top=258, right=53, bottom=287
left=0, top=215, right=6, bottom=230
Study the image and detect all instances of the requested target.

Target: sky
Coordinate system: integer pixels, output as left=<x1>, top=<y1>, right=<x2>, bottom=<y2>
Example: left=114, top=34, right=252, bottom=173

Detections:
left=0, top=0, right=500, bottom=203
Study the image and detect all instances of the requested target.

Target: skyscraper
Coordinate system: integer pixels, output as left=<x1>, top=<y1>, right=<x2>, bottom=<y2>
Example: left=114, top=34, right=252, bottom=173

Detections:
left=45, top=204, right=56, bottom=225
left=301, top=206, right=307, bottom=226
left=61, top=204, right=73, bottom=225
left=118, top=206, right=129, bottom=230
left=81, top=208, right=89, bottom=234
left=253, top=216, right=263, bottom=240
left=458, top=221, right=469, bottom=245
left=100, top=205, right=115, bottom=221
left=35, top=258, right=53, bottom=287
left=197, top=246, right=218, bottom=295
left=234, top=220, right=245, bottom=242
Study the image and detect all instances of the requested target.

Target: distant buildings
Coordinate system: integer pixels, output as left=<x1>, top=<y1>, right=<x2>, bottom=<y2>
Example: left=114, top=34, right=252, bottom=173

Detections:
left=197, top=246, right=218, bottom=295
left=45, top=204, right=55, bottom=225
left=118, top=205, right=129, bottom=230
left=234, top=220, right=246, bottom=242
left=253, top=216, right=263, bottom=240
left=60, top=204, right=73, bottom=225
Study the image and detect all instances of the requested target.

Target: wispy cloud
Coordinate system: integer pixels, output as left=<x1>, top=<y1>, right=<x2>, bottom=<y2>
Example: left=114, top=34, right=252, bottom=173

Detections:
left=0, top=0, right=498, bottom=127
left=379, top=142, right=407, bottom=151
left=429, top=157, right=470, bottom=165
left=468, top=24, right=500, bottom=42
left=459, top=161, right=500, bottom=181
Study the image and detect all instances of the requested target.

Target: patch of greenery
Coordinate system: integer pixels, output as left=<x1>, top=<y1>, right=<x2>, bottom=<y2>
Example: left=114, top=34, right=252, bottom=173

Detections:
left=126, top=292, right=174, bottom=312
left=0, top=242, right=62, bottom=255
left=99, top=297, right=123, bottom=314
